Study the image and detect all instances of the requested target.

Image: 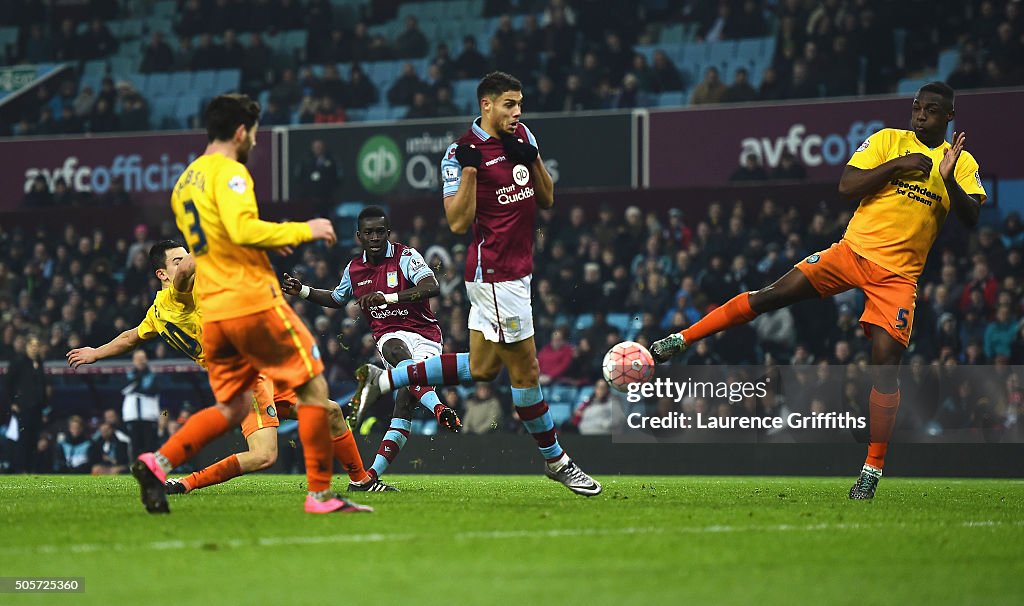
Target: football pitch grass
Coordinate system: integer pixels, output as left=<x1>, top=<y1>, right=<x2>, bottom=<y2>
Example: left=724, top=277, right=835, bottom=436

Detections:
left=2, top=475, right=1022, bottom=605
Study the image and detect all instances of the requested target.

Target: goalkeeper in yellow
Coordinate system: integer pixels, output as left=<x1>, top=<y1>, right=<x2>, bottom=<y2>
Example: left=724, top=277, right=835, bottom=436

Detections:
left=650, top=82, right=986, bottom=499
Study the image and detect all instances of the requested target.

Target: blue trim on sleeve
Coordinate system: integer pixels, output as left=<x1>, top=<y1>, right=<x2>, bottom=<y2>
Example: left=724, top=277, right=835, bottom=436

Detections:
left=519, top=122, right=538, bottom=149
left=399, top=247, right=435, bottom=284
left=331, top=262, right=353, bottom=304
left=441, top=142, right=461, bottom=197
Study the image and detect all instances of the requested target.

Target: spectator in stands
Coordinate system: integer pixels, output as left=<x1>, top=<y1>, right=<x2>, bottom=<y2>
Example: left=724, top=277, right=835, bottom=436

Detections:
left=191, top=33, right=221, bottom=70
left=538, top=327, right=576, bottom=385
left=173, top=36, right=194, bottom=72
left=462, top=383, right=503, bottom=434
left=81, top=18, right=118, bottom=60
left=405, top=91, right=436, bottom=119
left=55, top=106, right=84, bottom=135
left=57, top=416, right=92, bottom=473
left=577, top=51, right=606, bottom=92
left=454, top=35, right=488, bottom=79
left=350, top=22, right=373, bottom=62
left=35, top=106, right=56, bottom=135
left=89, top=422, right=130, bottom=475
left=758, top=66, right=785, bottom=100
left=984, top=305, right=1018, bottom=361
left=730, top=154, right=768, bottom=182
left=121, top=349, right=160, bottom=458
left=176, top=0, right=204, bottom=38
left=561, top=74, right=594, bottom=111
left=571, top=380, right=621, bottom=435
left=294, top=139, right=342, bottom=209
left=533, top=75, right=561, bottom=112
left=23, top=23, right=54, bottom=63
left=785, top=60, right=820, bottom=99
left=615, top=73, right=643, bottom=108
left=220, top=29, right=246, bottom=70
left=119, top=90, right=150, bottom=131
left=89, top=98, right=119, bottom=132
left=23, top=176, right=52, bottom=208
left=140, top=31, right=175, bottom=73
left=650, top=50, right=684, bottom=92
left=5, top=335, right=48, bottom=472
left=72, top=85, right=96, bottom=119
left=601, top=32, right=633, bottom=85
left=395, top=16, right=429, bottom=58
left=824, top=35, right=859, bottom=96
left=433, top=86, right=460, bottom=117
left=53, top=18, right=79, bottom=61
left=541, top=6, right=576, bottom=77
left=347, top=65, right=379, bottom=108
left=691, top=66, right=726, bottom=105
left=318, top=29, right=351, bottom=64
left=313, top=95, right=346, bottom=124
left=771, top=150, right=807, bottom=180
left=982, top=59, right=1013, bottom=89
left=270, top=67, right=303, bottom=110
left=722, top=68, right=757, bottom=103
left=388, top=62, right=426, bottom=106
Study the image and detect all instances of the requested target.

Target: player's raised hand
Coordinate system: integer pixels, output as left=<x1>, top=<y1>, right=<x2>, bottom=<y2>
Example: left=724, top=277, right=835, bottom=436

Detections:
left=67, top=347, right=98, bottom=368
left=939, top=131, right=966, bottom=181
left=357, top=291, right=386, bottom=309
left=896, top=152, right=933, bottom=176
left=308, top=218, right=337, bottom=245
left=501, top=134, right=538, bottom=165
left=455, top=144, right=482, bottom=169
left=280, top=272, right=304, bottom=296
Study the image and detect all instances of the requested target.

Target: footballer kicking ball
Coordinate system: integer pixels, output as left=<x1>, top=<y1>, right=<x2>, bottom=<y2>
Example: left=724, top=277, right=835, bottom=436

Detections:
left=602, top=341, right=655, bottom=393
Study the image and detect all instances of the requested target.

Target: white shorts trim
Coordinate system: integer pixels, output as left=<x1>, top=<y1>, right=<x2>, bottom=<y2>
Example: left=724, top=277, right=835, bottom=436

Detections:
left=375, top=330, right=443, bottom=369
left=465, top=275, right=535, bottom=343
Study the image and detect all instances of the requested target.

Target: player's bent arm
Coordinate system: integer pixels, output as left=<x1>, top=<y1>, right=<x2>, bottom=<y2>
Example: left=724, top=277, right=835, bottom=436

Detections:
left=220, top=196, right=314, bottom=249
left=946, top=184, right=982, bottom=228
left=67, top=328, right=145, bottom=367
left=172, top=254, right=196, bottom=293
left=400, top=276, right=440, bottom=302
left=305, top=288, right=347, bottom=309
left=838, top=157, right=916, bottom=201
left=531, top=154, right=554, bottom=209
left=444, top=168, right=478, bottom=234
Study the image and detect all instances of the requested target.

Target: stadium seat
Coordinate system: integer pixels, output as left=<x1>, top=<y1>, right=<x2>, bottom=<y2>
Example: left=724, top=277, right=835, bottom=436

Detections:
left=606, top=313, right=631, bottom=335
left=657, top=91, right=685, bottom=107
left=109, top=55, right=137, bottom=76
left=897, top=77, right=932, bottom=94
left=574, top=313, right=594, bottom=333
left=365, top=106, right=390, bottom=121
left=346, top=108, right=368, bottom=122
left=937, top=49, right=960, bottom=80
left=547, top=402, right=574, bottom=427
left=150, top=96, right=178, bottom=129
left=660, top=23, right=685, bottom=43
left=145, top=72, right=173, bottom=95
left=151, top=0, right=176, bottom=19
left=175, top=95, right=203, bottom=128
left=411, top=419, right=438, bottom=435
left=215, top=69, right=240, bottom=92
left=576, top=386, right=595, bottom=406
left=191, top=70, right=217, bottom=95
left=82, top=59, right=108, bottom=80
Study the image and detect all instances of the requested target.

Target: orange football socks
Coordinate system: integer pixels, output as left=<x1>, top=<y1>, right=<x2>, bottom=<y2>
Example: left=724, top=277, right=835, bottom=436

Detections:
left=865, top=388, right=901, bottom=470
left=297, top=404, right=334, bottom=492
left=682, top=291, right=758, bottom=344
left=332, top=429, right=370, bottom=483
left=181, top=454, right=242, bottom=491
left=157, top=406, right=232, bottom=468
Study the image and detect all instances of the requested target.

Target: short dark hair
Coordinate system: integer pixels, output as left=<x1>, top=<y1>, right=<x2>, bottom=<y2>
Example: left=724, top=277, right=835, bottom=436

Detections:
left=477, top=71, right=522, bottom=102
left=918, top=81, right=955, bottom=110
left=357, top=205, right=390, bottom=229
left=204, top=94, right=261, bottom=142
left=149, top=240, right=183, bottom=272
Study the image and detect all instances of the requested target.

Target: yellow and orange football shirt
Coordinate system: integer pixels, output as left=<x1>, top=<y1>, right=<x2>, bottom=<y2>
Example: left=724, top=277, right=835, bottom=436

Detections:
left=843, top=128, right=986, bottom=282
left=170, top=152, right=312, bottom=322
left=137, top=285, right=206, bottom=367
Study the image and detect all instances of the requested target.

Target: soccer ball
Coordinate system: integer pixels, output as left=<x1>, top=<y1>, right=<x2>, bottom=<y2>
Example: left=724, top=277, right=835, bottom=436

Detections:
left=602, top=341, right=655, bottom=392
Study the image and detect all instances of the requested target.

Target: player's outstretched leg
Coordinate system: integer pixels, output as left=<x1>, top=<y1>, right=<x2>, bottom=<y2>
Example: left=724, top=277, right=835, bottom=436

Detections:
left=132, top=403, right=239, bottom=513
left=352, top=353, right=474, bottom=418
left=850, top=331, right=904, bottom=500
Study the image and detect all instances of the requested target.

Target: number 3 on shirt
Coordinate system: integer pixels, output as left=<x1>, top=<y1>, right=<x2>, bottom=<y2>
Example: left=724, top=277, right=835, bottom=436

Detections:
left=182, top=200, right=208, bottom=256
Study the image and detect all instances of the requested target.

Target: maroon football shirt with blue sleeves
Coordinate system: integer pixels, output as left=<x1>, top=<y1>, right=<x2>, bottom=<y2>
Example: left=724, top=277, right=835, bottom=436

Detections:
left=441, top=118, right=539, bottom=283
left=331, top=241, right=442, bottom=343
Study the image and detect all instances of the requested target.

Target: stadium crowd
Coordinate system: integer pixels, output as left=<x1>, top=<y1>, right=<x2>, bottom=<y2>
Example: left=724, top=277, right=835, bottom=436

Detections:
left=3, top=0, right=1024, bottom=135
left=3, top=198, right=1023, bottom=471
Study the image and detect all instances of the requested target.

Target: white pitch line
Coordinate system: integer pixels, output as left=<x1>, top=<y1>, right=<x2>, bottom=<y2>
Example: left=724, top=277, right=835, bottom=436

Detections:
left=7, top=520, right=1024, bottom=557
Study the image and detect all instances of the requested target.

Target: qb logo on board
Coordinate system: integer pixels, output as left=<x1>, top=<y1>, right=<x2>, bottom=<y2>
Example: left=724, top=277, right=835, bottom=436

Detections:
left=512, top=164, right=530, bottom=186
